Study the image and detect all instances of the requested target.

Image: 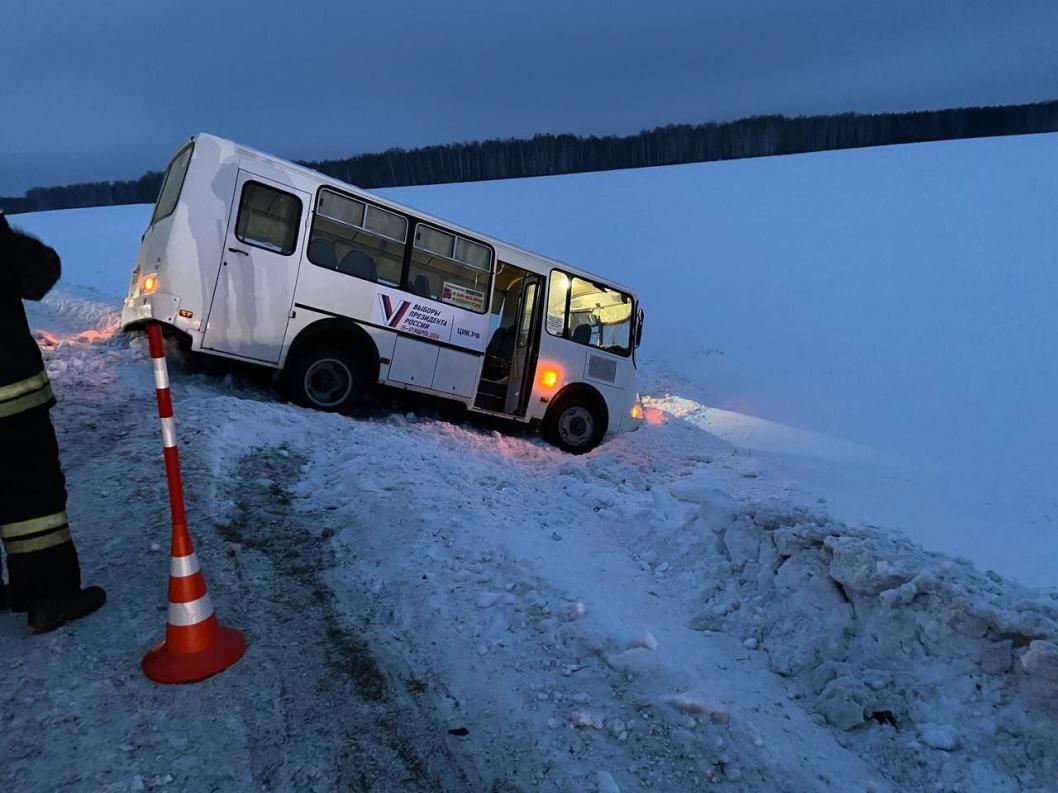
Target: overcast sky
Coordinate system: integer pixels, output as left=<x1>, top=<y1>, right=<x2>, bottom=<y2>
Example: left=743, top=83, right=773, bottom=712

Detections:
left=2, top=0, right=1056, bottom=194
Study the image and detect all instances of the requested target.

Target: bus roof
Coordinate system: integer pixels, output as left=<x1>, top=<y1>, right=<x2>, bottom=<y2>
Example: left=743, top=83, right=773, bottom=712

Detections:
left=193, top=133, right=637, bottom=297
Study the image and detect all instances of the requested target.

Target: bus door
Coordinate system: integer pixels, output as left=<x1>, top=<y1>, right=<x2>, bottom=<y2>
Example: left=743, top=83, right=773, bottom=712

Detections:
left=475, top=263, right=542, bottom=415
left=203, top=170, right=310, bottom=364
left=504, top=276, right=542, bottom=413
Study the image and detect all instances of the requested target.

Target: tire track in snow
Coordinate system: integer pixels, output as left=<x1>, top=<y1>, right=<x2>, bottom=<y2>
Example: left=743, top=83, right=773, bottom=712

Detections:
left=211, top=447, right=472, bottom=791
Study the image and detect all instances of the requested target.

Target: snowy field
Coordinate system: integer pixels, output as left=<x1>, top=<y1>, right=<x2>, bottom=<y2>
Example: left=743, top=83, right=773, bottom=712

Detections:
left=2, top=135, right=1057, bottom=792
left=378, top=135, right=1058, bottom=590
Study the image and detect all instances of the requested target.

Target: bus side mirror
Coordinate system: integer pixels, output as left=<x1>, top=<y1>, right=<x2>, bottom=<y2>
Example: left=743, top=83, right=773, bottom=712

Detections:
left=635, top=308, right=644, bottom=348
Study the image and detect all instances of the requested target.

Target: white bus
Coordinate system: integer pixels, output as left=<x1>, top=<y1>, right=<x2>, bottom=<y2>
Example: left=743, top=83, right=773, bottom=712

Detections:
left=122, top=134, right=644, bottom=452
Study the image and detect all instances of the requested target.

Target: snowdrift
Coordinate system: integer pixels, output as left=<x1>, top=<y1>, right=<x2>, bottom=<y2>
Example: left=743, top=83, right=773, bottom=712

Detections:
left=668, top=490, right=1058, bottom=791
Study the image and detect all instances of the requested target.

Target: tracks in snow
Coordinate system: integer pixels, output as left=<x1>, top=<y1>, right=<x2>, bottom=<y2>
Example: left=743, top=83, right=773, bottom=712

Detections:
left=211, top=447, right=473, bottom=792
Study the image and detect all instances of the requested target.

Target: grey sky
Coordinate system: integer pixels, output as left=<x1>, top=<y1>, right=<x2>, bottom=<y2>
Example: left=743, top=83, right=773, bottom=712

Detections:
left=2, top=0, right=1056, bottom=194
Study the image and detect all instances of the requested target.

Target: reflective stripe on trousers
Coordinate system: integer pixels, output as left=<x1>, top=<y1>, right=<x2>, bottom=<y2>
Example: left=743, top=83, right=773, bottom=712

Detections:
left=0, top=510, right=71, bottom=554
left=0, top=371, right=54, bottom=418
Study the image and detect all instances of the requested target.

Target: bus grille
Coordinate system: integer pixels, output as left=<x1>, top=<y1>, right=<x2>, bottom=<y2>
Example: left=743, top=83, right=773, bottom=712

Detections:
left=587, top=354, right=618, bottom=383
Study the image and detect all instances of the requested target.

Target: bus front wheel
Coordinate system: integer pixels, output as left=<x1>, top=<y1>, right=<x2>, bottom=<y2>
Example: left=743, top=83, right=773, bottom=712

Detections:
left=286, top=344, right=366, bottom=413
left=543, top=395, right=605, bottom=454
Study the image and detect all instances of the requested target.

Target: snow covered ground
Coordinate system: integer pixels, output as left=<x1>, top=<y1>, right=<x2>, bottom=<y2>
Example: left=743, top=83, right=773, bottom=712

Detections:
left=379, top=134, right=1058, bottom=590
left=3, top=134, right=1057, bottom=792
left=16, top=133, right=1056, bottom=588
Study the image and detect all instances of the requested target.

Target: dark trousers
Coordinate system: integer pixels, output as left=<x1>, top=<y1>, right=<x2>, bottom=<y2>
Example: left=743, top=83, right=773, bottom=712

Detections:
left=0, top=405, right=81, bottom=608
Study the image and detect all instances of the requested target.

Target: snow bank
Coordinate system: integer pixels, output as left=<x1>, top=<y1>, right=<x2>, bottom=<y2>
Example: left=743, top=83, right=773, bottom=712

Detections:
left=290, top=377, right=1058, bottom=790
left=668, top=490, right=1058, bottom=791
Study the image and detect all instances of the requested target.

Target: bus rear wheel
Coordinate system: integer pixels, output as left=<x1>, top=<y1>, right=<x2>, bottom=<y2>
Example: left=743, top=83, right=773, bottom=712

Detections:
left=286, top=344, right=365, bottom=413
left=544, top=395, right=605, bottom=454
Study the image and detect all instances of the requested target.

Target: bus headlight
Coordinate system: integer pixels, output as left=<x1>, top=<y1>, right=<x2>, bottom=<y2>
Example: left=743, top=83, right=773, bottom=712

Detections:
left=630, top=395, right=645, bottom=420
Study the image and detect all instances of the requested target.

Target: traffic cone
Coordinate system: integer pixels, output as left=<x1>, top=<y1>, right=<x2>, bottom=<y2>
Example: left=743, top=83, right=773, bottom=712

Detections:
left=142, top=321, right=245, bottom=684
left=141, top=525, right=246, bottom=684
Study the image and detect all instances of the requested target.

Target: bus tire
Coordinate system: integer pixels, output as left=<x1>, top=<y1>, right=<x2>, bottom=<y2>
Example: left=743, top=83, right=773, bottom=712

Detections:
left=286, top=344, right=366, bottom=413
left=543, top=393, right=606, bottom=454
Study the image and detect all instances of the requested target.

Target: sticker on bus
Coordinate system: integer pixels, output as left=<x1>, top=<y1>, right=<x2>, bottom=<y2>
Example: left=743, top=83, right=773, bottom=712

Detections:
left=442, top=282, right=486, bottom=312
left=372, top=287, right=487, bottom=352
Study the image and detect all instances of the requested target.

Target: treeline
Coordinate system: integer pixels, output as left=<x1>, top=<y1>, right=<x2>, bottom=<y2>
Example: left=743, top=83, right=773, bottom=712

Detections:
left=4, top=100, right=1058, bottom=214
left=2, top=171, right=165, bottom=215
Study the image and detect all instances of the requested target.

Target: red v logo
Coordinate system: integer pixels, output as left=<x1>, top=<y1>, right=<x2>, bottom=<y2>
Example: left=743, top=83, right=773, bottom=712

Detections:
left=379, top=294, right=411, bottom=328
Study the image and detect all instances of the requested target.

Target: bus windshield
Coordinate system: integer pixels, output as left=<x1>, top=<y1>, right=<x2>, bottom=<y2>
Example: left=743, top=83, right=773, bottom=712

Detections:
left=546, top=270, right=634, bottom=356
left=150, top=143, right=194, bottom=226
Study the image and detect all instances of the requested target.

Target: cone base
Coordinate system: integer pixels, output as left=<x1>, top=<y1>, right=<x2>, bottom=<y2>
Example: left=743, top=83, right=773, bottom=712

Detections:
left=142, top=625, right=246, bottom=684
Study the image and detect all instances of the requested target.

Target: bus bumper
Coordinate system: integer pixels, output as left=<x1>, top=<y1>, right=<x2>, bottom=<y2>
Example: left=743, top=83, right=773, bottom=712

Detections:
left=121, top=292, right=182, bottom=329
left=619, top=394, right=646, bottom=433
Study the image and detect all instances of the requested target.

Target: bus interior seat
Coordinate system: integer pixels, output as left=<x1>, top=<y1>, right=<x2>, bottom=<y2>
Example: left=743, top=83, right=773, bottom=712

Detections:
left=483, top=325, right=515, bottom=382
left=337, top=249, right=377, bottom=281
left=308, top=237, right=337, bottom=269
left=412, top=274, right=432, bottom=298
left=486, top=325, right=510, bottom=357
left=497, top=325, right=516, bottom=360
left=571, top=323, right=592, bottom=344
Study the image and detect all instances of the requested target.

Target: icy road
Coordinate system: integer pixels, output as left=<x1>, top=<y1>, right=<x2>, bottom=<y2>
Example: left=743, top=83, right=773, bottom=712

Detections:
left=0, top=283, right=1055, bottom=793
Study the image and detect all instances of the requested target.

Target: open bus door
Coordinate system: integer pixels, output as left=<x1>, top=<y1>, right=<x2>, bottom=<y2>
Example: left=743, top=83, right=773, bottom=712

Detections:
left=475, top=263, right=542, bottom=415
left=504, top=276, right=542, bottom=413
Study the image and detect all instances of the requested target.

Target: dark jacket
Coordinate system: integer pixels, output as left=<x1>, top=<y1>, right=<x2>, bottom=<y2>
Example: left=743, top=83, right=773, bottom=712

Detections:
left=0, top=214, right=61, bottom=388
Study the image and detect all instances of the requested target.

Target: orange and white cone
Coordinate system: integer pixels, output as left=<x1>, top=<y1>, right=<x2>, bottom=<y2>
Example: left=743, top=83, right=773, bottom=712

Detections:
left=142, top=527, right=246, bottom=684
left=141, top=321, right=245, bottom=684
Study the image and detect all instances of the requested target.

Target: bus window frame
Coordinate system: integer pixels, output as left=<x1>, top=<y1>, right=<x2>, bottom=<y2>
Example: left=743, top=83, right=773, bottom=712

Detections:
left=409, top=220, right=494, bottom=315
left=307, top=187, right=408, bottom=284
left=308, top=184, right=495, bottom=313
left=546, top=268, right=634, bottom=358
left=234, top=180, right=303, bottom=256
left=150, top=141, right=194, bottom=227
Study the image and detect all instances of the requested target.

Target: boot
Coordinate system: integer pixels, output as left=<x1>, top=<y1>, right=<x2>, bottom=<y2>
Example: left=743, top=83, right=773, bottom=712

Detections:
left=1, top=583, right=30, bottom=613
left=28, top=585, right=106, bottom=634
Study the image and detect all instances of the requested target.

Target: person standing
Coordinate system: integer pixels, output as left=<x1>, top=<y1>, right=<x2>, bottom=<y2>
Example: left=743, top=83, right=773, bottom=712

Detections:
left=0, top=212, right=105, bottom=633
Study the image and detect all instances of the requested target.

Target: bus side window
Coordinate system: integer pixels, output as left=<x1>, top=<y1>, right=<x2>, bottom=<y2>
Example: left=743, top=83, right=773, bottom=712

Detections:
left=517, top=282, right=538, bottom=348
left=151, top=142, right=193, bottom=227
left=308, top=189, right=406, bottom=285
left=408, top=225, right=491, bottom=313
left=546, top=270, right=570, bottom=336
left=235, top=182, right=301, bottom=255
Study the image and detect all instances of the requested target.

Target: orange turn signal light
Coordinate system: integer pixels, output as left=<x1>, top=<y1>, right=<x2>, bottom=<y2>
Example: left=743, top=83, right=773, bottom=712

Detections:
left=541, top=369, right=559, bottom=388
left=141, top=273, right=159, bottom=295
